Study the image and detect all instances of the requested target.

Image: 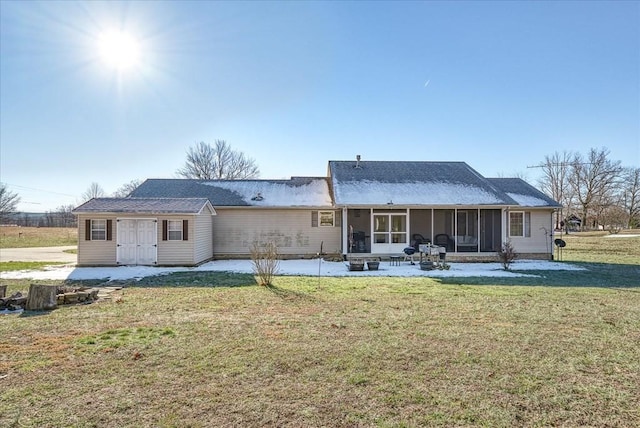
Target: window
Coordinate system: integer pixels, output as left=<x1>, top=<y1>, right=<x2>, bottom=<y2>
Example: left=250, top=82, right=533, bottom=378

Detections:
left=91, top=219, right=107, bottom=241
left=312, top=211, right=339, bottom=227
left=319, top=211, right=335, bottom=227
left=167, top=220, right=183, bottom=240
left=391, top=215, right=407, bottom=243
left=509, top=212, right=524, bottom=237
left=373, top=215, right=389, bottom=243
left=373, top=213, right=407, bottom=244
left=162, top=219, right=188, bottom=241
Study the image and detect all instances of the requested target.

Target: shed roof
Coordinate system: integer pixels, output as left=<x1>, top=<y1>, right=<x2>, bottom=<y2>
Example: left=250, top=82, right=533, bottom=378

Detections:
left=328, top=160, right=518, bottom=206
left=72, top=198, right=215, bottom=214
left=129, top=177, right=333, bottom=207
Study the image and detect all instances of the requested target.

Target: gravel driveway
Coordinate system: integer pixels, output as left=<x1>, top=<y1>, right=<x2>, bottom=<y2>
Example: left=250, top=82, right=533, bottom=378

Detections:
left=0, top=246, right=77, bottom=263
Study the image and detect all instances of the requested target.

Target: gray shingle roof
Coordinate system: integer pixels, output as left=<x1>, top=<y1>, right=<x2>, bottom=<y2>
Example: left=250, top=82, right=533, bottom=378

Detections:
left=113, top=163, right=559, bottom=209
left=129, top=177, right=333, bottom=207
left=487, top=178, right=561, bottom=207
left=328, top=160, right=519, bottom=206
left=72, top=198, right=213, bottom=214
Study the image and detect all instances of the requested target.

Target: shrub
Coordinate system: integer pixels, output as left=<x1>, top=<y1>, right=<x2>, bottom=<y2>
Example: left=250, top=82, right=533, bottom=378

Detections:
left=497, top=240, right=518, bottom=270
left=250, top=242, right=280, bottom=286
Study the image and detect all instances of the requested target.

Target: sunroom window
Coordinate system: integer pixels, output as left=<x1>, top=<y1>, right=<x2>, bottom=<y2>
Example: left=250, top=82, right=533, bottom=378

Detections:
left=373, top=214, right=407, bottom=244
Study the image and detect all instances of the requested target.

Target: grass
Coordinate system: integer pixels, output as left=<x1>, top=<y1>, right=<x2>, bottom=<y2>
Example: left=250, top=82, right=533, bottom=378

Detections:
left=0, top=233, right=638, bottom=427
left=0, top=261, right=68, bottom=272
left=0, top=226, right=77, bottom=248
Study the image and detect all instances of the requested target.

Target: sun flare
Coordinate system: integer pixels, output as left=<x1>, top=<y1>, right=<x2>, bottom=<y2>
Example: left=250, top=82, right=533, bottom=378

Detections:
left=98, top=30, right=140, bottom=71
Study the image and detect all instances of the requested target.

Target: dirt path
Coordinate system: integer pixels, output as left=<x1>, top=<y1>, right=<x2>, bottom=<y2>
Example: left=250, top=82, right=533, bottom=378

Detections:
left=0, top=246, right=77, bottom=263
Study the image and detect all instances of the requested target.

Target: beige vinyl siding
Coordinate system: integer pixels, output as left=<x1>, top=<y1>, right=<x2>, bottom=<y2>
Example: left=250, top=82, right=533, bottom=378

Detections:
left=77, top=214, right=117, bottom=265
left=509, top=210, right=553, bottom=254
left=77, top=213, right=213, bottom=266
left=213, top=208, right=341, bottom=256
left=193, top=207, right=214, bottom=264
left=157, top=215, right=196, bottom=265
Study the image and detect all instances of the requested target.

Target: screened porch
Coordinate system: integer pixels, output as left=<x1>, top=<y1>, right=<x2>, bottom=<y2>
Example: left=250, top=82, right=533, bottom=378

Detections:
left=345, top=208, right=503, bottom=255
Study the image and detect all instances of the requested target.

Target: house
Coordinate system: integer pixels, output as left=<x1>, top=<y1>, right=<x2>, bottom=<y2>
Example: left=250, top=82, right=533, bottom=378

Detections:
left=72, top=159, right=561, bottom=266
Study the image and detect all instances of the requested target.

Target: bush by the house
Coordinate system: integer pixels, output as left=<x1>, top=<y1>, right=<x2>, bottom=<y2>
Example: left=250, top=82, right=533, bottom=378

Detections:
left=250, top=242, right=280, bottom=286
left=497, top=240, right=518, bottom=270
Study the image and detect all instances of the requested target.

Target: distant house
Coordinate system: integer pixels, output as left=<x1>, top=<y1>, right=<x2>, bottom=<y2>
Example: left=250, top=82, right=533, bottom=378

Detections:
left=72, top=159, right=560, bottom=266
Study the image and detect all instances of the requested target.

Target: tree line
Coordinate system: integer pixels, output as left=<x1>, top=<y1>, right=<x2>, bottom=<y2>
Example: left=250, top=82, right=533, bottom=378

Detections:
left=537, top=147, right=639, bottom=231
left=3, top=142, right=638, bottom=231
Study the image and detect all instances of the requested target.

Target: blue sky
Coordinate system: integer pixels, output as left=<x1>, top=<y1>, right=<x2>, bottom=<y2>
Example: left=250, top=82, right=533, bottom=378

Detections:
left=1, top=1, right=638, bottom=212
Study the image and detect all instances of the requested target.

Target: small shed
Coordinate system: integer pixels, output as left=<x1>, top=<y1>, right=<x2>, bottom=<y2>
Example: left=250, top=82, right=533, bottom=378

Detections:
left=72, top=198, right=216, bottom=266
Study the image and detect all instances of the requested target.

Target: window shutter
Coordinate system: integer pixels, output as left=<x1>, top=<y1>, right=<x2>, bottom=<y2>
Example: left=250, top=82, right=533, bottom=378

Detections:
left=106, top=220, right=113, bottom=241
left=311, top=211, right=318, bottom=227
left=335, top=211, right=341, bottom=227
left=162, top=220, right=168, bottom=241
left=183, top=220, right=188, bottom=241
left=525, top=212, right=531, bottom=237
left=85, top=219, right=91, bottom=241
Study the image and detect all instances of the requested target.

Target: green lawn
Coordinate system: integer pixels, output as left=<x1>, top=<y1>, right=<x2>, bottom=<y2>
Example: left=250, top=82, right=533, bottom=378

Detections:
left=0, top=233, right=638, bottom=427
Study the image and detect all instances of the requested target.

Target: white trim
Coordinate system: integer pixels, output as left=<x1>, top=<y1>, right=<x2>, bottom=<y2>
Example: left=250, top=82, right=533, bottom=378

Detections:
left=342, top=208, right=348, bottom=254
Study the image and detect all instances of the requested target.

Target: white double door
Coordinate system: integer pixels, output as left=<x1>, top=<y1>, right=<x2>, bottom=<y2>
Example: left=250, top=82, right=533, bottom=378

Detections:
left=370, top=212, right=408, bottom=254
left=116, top=219, right=158, bottom=265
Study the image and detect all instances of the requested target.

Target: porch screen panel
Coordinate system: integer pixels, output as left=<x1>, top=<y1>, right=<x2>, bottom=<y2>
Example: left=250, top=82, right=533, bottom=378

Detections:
left=480, top=209, right=502, bottom=252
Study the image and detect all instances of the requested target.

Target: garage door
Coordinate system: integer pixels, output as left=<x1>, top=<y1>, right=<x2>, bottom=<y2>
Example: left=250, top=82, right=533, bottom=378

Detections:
left=117, top=219, right=157, bottom=265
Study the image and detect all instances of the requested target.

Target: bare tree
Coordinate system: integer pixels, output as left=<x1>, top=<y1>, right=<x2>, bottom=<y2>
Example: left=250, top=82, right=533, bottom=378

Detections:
left=537, top=151, right=575, bottom=230
left=56, top=204, right=76, bottom=227
left=81, top=182, right=106, bottom=202
left=0, top=183, right=21, bottom=221
left=177, top=140, right=260, bottom=180
left=600, top=205, right=628, bottom=234
left=569, top=148, right=623, bottom=230
left=620, top=167, right=640, bottom=228
left=43, top=204, right=76, bottom=227
left=113, top=179, right=142, bottom=197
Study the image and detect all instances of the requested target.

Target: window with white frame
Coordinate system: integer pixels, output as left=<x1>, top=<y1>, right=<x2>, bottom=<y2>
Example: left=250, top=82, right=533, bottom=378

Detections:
left=509, top=212, right=524, bottom=237
left=167, top=220, right=183, bottom=240
left=373, top=213, right=407, bottom=244
left=319, top=211, right=335, bottom=227
left=91, top=219, right=107, bottom=241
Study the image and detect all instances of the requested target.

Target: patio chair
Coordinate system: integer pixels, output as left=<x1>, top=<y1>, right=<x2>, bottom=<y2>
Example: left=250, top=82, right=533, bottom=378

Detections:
left=411, top=233, right=429, bottom=252
left=434, top=234, right=453, bottom=251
